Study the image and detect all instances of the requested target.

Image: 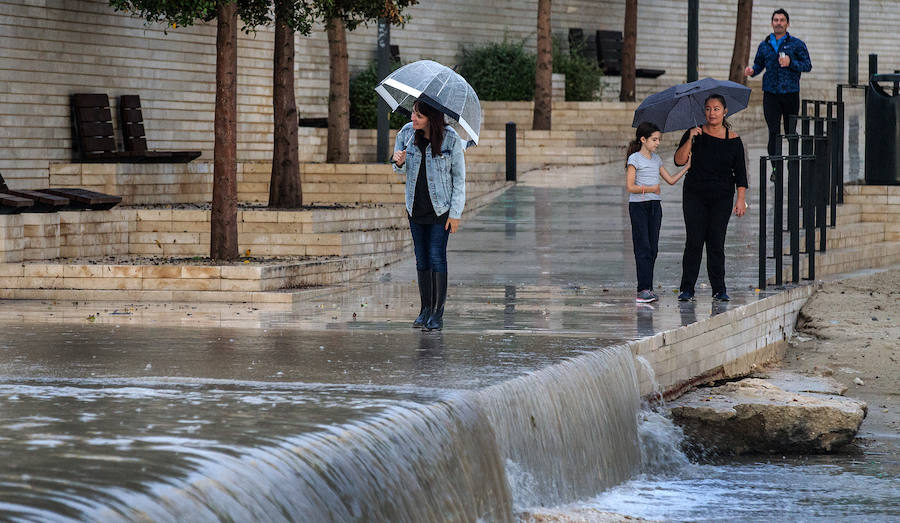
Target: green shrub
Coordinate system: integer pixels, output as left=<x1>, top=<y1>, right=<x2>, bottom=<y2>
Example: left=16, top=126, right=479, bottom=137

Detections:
left=553, top=37, right=603, bottom=101
left=349, top=61, right=410, bottom=129
left=457, top=40, right=535, bottom=101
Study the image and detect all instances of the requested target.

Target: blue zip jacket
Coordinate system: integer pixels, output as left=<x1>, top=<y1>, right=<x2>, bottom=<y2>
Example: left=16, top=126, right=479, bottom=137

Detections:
left=749, top=32, right=812, bottom=94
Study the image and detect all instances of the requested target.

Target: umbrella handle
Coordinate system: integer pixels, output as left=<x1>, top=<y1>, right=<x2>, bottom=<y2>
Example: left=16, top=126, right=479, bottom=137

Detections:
left=401, top=133, right=415, bottom=151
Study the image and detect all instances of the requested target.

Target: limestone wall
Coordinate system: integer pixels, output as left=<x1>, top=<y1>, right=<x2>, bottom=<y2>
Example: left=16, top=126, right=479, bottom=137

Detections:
left=630, top=284, right=814, bottom=399
left=3, top=0, right=900, bottom=189
left=46, top=160, right=511, bottom=207
left=0, top=205, right=412, bottom=262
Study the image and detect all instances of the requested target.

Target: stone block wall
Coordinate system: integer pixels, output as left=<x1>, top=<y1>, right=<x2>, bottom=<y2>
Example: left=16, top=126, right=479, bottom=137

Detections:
left=844, top=185, right=900, bottom=242
left=48, top=162, right=407, bottom=206
left=4, top=0, right=900, bottom=190
left=22, top=214, right=60, bottom=261
left=0, top=216, right=25, bottom=263
left=630, top=285, right=815, bottom=398
left=49, top=163, right=215, bottom=205
left=59, top=210, right=131, bottom=259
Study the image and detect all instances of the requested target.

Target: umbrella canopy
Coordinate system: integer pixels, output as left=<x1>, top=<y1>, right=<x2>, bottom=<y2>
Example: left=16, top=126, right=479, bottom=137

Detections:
left=375, top=60, right=482, bottom=147
left=632, top=77, right=751, bottom=132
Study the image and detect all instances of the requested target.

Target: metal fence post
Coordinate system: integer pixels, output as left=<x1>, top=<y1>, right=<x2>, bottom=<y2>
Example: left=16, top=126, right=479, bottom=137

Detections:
left=802, top=148, right=816, bottom=281
left=759, top=157, right=767, bottom=290
left=774, top=156, right=784, bottom=287
left=829, top=117, right=840, bottom=226
left=505, top=122, right=516, bottom=182
left=787, top=125, right=801, bottom=283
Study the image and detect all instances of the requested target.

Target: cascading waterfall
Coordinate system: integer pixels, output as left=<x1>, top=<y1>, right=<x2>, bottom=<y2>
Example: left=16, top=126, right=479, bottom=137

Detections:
left=79, top=395, right=514, bottom=522
left=477, top=345, right=643, bottom=507
left=3, top=345, right=644, bottom=521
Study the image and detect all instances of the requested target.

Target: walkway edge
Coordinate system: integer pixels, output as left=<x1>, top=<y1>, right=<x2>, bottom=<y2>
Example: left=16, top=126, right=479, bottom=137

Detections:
left=629, top=284, right=818, bottom=400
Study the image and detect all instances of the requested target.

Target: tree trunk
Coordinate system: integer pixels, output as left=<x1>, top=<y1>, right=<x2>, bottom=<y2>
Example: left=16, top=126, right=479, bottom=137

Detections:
left=326, top=17, right=350, bottom=163
left=532, top=0, right=552, bottom=130
left=620, top=0, right=637, bottom=102
left=729, top=0, right=754, bottom=84
left=269, top=8, right=302, bottom=208
left=211, top=1, right=238, bottom=261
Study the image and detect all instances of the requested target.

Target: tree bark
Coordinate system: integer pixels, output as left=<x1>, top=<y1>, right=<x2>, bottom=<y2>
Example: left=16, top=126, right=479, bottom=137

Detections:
left=620, top=0, right=637, bottom=102
left=326, top=17, right=350, bottom=163
left=211, top=1, right=238, bottom=260
left=729, top=0, right=754, bottom=84
left=532, top=0, right=552, bottom=130
left=269, top=8, right=302, bottom=208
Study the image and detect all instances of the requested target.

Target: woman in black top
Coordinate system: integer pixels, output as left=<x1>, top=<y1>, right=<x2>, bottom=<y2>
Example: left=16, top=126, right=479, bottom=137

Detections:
left=673, top=94, right=748, bottom=302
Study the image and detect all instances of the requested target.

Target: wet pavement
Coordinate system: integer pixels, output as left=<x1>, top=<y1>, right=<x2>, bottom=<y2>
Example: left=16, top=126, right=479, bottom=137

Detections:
left=0, top=126, right=877, bottom=519
left=0, top=128, right=784, bottom=385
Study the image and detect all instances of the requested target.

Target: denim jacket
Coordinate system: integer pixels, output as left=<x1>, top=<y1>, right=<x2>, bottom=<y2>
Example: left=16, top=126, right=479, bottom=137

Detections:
left=749, top=32, right=812, bottom=94
left=392, top=122, right=467, bottom=219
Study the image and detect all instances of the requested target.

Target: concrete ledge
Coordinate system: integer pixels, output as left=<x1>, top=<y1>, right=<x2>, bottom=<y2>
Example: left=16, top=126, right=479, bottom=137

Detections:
left=0, top=181, right=510, bottom=303
left=0, top=250, right=408, bottom=303
left=630, top=284, right=817, bottom=399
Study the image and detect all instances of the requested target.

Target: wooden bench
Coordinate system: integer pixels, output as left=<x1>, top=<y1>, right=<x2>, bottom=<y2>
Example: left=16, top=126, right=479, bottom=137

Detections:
left=3, top=189, right=69, bottom=213
left=71, top=93, right=200, bottom=163
left=119, top=95, right=201, bottom=163
left=298, top=117, right=329, bottom=128
left=41, top=188, right=122, bottom=211
left=0, top=193, right=33, bottom=214
left=596, top=30, right=665, bottom=78
left=71, top=93, right=136, bottom=163
left=569, top=29, right=665, bottom=79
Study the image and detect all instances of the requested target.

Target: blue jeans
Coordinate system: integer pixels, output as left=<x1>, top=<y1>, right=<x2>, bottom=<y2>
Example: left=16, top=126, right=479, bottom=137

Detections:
left=629, top=200, right=662, bottom=291
left=409, top=221, right=450, bottom=273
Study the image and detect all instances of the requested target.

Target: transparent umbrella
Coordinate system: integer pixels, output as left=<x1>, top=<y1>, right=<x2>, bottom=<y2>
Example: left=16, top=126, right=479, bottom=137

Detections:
left=375, top=60, right=482, bottom=147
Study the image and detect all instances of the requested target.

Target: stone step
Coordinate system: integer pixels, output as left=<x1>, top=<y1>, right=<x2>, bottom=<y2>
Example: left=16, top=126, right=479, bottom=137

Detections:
left=0, top=250, right=410, bottom=304
left=769, top=240, right=900, bottom=284
left=776, top=221, right=886, bottom=253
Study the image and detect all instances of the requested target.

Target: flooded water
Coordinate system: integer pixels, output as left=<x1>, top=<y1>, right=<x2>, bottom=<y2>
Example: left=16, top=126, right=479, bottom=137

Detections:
left=0, top=124, right=887, bottom=521
left=0, top=322, right=643, bottom=521
left=579, top=414, right=900, bottom=521
left=544, top=383, right=900, bottom=522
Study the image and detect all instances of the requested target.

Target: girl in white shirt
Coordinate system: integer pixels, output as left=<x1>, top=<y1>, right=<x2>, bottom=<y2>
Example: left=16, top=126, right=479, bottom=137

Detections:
left=626, top=122, right=690, bottom=303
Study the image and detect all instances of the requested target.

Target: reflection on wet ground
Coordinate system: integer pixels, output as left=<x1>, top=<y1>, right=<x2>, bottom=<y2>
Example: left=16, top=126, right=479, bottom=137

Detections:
left=0, top=125, right=879, bottom=519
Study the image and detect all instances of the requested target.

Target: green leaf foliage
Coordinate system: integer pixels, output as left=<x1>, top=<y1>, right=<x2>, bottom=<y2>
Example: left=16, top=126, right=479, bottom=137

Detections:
left=349, top=61, right=409, bottom=129
left=108, top=0, right=324, bottom=34
left=457, top=40, right=535, bottom=101
left=552, top=36, right=603, bottom=101
left=323, top=0, right=418, bottom=31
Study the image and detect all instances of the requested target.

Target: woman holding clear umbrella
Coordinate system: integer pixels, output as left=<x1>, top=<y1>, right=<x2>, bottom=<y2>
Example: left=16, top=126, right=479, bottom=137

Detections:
left=392, top=99, right=467, bottom=331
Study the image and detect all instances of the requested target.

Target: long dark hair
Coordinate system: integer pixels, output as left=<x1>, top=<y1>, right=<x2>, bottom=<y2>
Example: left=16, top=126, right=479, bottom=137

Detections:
left=626, top=121, right=661, bottom=164
left=413, top=99, right=445, bottom=152
left=705, top=94, right=731, bottom=130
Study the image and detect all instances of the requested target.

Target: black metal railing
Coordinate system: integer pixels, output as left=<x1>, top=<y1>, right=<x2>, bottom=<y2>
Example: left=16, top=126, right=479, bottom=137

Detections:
left=758, top=99, right=844, bottom=290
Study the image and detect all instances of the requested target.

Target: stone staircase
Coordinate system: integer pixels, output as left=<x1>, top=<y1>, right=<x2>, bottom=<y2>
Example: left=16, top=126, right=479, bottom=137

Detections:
left=769, top=185, right=900, bottom=283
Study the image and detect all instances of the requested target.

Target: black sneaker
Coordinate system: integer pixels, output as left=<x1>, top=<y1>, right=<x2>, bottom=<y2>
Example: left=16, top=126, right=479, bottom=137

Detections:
left=713, top=291, right=730, bottom=301
left=677, top=290, right=695, bottom=301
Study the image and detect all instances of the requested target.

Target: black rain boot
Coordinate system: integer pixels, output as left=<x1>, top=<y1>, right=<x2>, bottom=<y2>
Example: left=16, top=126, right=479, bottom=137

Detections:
left=413, top=269, right=433, bottom=328
left=424, top=271, right=447, bottom=331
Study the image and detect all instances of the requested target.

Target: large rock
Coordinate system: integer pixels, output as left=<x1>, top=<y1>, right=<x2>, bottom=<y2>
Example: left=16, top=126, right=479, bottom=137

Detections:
left=668, top=377, right=867, bottom=455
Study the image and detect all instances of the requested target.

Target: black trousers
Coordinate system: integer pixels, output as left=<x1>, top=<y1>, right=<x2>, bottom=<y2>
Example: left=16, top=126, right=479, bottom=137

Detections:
left=763, top=91, right=800, bottom=156
left=680, top=188, right=733, bottom=295
left=629, top=200, right=662, bottom=292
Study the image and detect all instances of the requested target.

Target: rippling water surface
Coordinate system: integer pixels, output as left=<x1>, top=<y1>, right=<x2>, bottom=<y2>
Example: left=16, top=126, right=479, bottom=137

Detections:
left=562, top=411, right=900, bottom=521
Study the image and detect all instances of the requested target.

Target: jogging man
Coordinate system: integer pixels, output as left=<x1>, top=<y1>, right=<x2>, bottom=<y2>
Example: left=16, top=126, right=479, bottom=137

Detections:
left=745, top=8, right=812, bottom=159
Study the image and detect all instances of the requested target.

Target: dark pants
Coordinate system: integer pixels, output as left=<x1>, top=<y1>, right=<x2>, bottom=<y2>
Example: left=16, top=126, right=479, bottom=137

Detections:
left=409, top=221, right=450, bottom=273
left=763, top=91, right=800, bottom=156
left=680, top=189, right=733, bottom=295
left=629, top=200, right=662, bottom=291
